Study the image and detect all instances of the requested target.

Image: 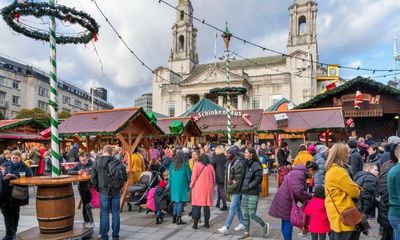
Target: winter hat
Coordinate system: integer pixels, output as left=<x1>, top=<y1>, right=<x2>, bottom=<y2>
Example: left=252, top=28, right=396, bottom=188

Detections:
left=388, top=136, right=400, bottom=145
left=158, top=180, right=167, bottom=188
left=226, top=145, right=239, bottom=156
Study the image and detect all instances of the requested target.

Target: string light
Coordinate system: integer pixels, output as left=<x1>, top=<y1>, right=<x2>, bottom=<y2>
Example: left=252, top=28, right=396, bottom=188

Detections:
left=157, top=0, right=400, bottom=73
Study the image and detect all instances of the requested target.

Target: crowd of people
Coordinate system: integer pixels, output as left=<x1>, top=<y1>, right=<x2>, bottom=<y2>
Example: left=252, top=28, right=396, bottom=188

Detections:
left=0, top=133, right=399, bottom=240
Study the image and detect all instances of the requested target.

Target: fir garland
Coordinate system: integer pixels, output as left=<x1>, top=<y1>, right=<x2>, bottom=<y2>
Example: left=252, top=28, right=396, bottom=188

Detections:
left=209, top=87, right=247, bottom=97
left=1, top=1, right=99, bottom=44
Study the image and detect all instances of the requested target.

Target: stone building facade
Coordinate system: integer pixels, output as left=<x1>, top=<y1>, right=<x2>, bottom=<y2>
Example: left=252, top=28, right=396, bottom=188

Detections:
left=0, top=55, right=113, bottom=119
left=153, top=0, right=331, bottom=117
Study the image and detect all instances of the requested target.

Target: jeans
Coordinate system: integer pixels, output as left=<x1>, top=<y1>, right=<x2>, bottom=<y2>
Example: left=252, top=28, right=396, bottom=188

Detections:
left=216, top=183, right=227, bottom=207
left=173, top=202, right=184, bottom=217
left=389, top=215, right=400, bottom=240
left=242, top=194, right=265, bottom=232
left=224, top=194, right=244, bottom=229
left=0, top=204, right=20, bottom=239
left=281, top=220, right=293, bottom=240
left=100, top=191, right=120, bottom=240
left=311, top=233, right=327, bottom=240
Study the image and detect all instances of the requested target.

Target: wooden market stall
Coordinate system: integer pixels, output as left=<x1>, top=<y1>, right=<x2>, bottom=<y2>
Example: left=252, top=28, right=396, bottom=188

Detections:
left=156, top=116, right=202, bottom=146
left=0, top=118, right=49, bottom=150
left=258, top=107, right=346, bottom=147
left=295, top=77, right=400, bottom=140
left=58, top=107, right=164, bottom=210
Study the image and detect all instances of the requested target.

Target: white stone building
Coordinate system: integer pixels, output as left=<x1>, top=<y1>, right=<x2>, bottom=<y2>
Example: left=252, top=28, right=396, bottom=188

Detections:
left=0, top=55, right=113, bottom=119
left=153, top=0, right=334, bottom=117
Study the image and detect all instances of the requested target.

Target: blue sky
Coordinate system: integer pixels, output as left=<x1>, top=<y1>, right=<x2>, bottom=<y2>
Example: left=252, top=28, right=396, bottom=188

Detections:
left=0, top=0, right=399, bottom=107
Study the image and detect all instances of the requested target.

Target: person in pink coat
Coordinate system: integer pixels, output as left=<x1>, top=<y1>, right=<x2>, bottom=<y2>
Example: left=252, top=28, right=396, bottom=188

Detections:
left=190, top=154, right=215, bottom=230
left=304, top=185, right=331, bottom=240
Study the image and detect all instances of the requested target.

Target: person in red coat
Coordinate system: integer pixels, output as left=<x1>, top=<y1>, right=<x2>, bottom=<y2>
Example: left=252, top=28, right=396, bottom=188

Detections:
left=304, top=185, right=331, bottom=240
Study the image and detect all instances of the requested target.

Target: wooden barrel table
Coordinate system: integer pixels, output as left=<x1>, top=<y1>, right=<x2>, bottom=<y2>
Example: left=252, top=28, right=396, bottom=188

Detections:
left=11, top=175, right=90, bottom=234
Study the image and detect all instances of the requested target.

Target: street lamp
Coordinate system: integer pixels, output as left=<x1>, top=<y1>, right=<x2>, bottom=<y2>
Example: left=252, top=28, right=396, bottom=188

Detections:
left=222, top=22, right=232, bottom=145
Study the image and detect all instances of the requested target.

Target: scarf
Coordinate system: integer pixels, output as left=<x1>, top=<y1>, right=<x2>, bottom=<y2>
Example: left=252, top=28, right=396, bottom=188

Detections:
left=9, top=160, right=23, bottom=175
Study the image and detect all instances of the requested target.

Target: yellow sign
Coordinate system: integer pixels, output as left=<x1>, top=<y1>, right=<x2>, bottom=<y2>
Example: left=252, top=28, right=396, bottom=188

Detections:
left=318, top=64, right=339, bottom=81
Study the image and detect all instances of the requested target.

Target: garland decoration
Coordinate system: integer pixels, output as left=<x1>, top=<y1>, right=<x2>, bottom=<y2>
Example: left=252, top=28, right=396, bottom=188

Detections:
left=209, top=87, right=247, bottom=97
left=1, top=1, right=100, bottom=44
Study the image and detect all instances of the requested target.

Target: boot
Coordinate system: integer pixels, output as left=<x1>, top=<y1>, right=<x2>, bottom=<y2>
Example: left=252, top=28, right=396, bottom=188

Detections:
left=172, top=216, right=177, bottom=224
left=176, top=217, right=186, bottom=225
left=156, top=215, right=161, bottom=225
left=203, top=221, right=210, bottom=229
left=192, top=219, right=198, bottom=230
left=220, top=206, right=228, bottom=211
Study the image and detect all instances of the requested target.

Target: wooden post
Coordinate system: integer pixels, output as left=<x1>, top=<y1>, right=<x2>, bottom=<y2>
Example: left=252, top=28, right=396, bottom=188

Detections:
left=72, top=135, right=87, bottom=153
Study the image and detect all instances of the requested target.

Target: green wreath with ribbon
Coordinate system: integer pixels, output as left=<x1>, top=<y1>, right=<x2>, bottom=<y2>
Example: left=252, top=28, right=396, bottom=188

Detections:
left=209, top=87, right=247, bottom=97
left=1, top=1, right=99, bottom=44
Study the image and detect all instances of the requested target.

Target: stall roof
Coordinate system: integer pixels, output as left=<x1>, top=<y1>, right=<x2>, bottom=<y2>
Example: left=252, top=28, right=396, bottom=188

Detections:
left=0, top=118, right=48, bottom=131
left=188, top=109, right=263, bottom=133
left=0, top=118, right=49, bottom=140
left=258, top=107, right=345, bottom=134
left=157, top=117, right=202, bottom=136
left=295, top=77, right=400, bottom=109
left=59, top=107, right=164, bottom=136
left=181, top=98, right=224, bottom=117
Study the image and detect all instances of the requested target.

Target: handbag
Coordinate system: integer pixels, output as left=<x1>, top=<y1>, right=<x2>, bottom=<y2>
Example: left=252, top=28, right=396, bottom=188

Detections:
left=287, top=175, right=307, bottom=228
left=327, top=189, right=363, bottom=226
left=11, top=185, right=29, bottom=200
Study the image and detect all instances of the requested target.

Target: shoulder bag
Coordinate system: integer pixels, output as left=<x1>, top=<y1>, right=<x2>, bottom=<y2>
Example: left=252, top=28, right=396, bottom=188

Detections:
left=287, top=175, right=307, bottom=228
left=327, top=189, right=363, bottom=226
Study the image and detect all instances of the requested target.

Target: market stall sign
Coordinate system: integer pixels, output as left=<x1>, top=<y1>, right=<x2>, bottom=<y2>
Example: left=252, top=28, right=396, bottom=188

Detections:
left=333, top=94, right=380, bottom=106
left=192, top=110, right=243, bottom=121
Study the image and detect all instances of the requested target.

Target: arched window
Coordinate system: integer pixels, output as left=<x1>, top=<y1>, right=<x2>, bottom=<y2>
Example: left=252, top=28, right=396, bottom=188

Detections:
left=179, top=35, right=184, bottom=50
left=298, top=16, right=306, bottom=33
left=180, top=10, right=184, bottom=21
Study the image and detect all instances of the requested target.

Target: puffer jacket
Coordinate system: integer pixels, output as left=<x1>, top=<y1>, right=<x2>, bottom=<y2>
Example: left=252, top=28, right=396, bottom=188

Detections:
left=366, top=152, right=381, bottom=165
left=269, top=165, right=312, bottom=220
left=68, top=161, right=93, bottom=190
left=240, top=159, right=263, bottom=195
left=313, top=152, right=327, bottom=187
left=225, top=154, right=246, bottom=195
left=353, top=171, right=377, bottom=215
left=377, top=160, right=396, bottom=227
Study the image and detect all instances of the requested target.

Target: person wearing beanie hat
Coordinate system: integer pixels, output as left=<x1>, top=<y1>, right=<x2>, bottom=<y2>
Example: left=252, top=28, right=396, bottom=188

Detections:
left=154, top=180, right=168, bottom=224
left=348, top=139, right=363, bottom=178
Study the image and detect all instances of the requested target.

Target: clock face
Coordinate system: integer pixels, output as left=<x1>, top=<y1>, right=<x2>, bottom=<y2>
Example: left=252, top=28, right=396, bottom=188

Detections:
left=329, top=68, right=337, bottom=76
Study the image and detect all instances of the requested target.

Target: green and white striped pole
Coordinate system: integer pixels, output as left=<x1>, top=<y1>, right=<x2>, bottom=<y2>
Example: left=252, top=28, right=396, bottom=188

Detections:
left=49, top=0, right=60, bottom=177
left=222, top=23, right=232, bottom=145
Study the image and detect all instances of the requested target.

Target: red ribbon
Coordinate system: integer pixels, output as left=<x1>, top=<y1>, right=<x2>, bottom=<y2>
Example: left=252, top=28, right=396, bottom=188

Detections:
left=15, top=13, right=20, bottom=22
left=92, top=33, right=98, bottom=42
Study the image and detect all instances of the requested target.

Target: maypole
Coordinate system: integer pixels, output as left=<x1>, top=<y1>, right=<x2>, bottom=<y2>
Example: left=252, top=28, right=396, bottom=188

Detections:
left=49, top=0, right=60, bottom=177
left=222, top=23, right=232, bottom=145
left=1, top=1, right=100, bottom=177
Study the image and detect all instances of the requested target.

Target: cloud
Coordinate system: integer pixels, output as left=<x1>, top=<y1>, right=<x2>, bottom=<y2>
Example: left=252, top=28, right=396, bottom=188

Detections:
left=0, top=0, right=399, bottom=107
left=348, top=60, right=362, bottom=69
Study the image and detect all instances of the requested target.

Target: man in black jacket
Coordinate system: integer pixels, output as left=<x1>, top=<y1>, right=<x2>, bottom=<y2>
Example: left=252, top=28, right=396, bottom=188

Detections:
left=91, top=145, right=126, bottom=240
left=348, top=139, right=363, bottom=178
left=354, top=163, right=378, bottom=216
left=218, top=146, right=246, bottom=235
left=68, top=152, right=94, bottom=227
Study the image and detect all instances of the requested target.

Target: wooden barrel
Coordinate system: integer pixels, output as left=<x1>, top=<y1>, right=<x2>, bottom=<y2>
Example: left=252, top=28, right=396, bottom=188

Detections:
left=36, top=183, right=75, bottom=234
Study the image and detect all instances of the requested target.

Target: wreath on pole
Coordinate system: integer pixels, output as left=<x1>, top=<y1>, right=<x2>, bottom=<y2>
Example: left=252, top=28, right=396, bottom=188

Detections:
left=209, top=87, right=247, bottom=97
left=1, top=1, right=99, bottom=44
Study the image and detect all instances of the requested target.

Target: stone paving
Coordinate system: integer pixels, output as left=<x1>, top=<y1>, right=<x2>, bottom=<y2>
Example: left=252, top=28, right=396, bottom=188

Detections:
left=0, top=176, right=380, bottom=239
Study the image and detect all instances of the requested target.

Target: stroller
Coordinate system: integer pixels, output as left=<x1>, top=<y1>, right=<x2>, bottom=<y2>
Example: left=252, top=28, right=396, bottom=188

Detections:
left=127, top=171, right=160, bottom=212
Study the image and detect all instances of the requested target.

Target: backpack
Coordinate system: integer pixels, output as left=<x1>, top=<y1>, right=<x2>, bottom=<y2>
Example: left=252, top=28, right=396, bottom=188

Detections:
left=106, top=158, right=127, bottom=191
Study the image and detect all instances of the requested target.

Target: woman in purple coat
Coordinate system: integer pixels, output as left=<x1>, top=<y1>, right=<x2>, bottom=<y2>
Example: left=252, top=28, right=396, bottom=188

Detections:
left=268, top=164, right=313, bottom=240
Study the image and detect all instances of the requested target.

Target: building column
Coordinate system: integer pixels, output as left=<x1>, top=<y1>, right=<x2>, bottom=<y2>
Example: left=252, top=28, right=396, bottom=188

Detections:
left=181, top=94, right=187, bottom=113
left=218, top=96, right=224, bottom=107
left=237, top=94, right=243, bottom=110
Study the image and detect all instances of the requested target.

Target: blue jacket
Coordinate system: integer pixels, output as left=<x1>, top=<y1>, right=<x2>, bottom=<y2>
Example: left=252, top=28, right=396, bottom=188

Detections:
left=168, top=162, right=191, bottom=202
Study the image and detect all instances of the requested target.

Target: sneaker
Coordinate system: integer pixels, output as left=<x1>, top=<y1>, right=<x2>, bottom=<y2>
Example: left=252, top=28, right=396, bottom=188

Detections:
left=298, top=231, right=304, bottom=237
left=218, top=226, right=229, bottom=235
left=84, top=222, right=95, bottom=228
left=234, top=223, right=246, bottom=231
left=263, top=223, right=270, bottom=238
left=237, top=232, right=251, bottom=240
